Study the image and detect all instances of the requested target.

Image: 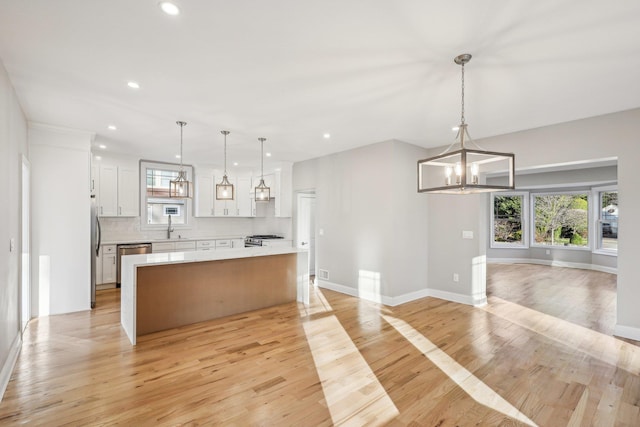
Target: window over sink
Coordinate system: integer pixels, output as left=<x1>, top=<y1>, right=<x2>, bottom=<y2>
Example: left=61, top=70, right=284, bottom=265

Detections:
left=140, top=161, right=193, bottom=229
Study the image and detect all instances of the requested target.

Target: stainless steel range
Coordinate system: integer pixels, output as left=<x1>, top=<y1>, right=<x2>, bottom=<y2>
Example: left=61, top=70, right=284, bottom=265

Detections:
left=245, top=235, right=284, bottom=247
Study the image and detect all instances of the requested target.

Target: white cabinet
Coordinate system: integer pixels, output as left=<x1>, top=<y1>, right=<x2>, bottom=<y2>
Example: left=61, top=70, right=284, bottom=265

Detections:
left=196, top=240, right=216, bottom=251
left=101, top=245, right=117, bottom=284
left=262, top=239, right=292, bottom=248
left=237, top=176, right=255, bottom=217
left=98, top=164, right=138, bottom=217
left=251, top=164, right=292, bottom=218
left=231, top=238, right=245, bottom=248
left=152, top=241, right=196, bottom=253
left=195, top=168, right=215, bottom=217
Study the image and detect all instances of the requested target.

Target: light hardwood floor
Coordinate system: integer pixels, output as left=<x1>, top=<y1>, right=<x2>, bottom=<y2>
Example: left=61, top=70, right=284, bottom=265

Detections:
left=1, top=264, right=639, bottom=426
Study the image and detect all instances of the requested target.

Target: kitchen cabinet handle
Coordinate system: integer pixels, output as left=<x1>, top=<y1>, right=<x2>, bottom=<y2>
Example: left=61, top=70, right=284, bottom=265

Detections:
left=112, top=257, right=115, bottom=265
left=119, top=206, right=122, bottom=215
left=100, top=206, right=103, bottom=214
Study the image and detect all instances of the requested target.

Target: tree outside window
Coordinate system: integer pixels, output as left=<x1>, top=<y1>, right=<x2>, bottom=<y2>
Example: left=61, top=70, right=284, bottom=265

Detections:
left=493, top=195, right=524, bottom=245
left=533, top=193, right=588, bottom=247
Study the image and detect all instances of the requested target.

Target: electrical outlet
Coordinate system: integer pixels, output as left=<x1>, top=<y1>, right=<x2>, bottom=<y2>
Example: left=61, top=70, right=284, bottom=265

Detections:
left=453, top=273, right=459, bottom=282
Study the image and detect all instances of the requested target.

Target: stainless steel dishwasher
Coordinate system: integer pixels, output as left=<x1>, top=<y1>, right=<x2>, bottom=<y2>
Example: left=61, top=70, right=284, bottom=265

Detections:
left=117, top=243, right=152, bottom=287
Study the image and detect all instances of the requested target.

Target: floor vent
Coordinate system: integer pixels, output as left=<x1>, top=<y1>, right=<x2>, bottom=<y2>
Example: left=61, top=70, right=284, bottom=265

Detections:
left=318, top=269, right=329, bottom=280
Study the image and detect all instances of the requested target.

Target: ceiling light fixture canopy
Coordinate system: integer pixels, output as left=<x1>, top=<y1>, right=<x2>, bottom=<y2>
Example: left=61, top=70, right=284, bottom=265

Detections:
left=216, top=130, right=234, bottom=200
left=170, top=120, right=192, bottom=198
left=255, top=137, right=270, bottom=202
left=417, top=54, right=515, bottom=194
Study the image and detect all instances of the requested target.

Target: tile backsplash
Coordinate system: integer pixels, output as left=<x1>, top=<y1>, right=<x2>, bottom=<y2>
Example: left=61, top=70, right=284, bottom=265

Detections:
left=100, top=214, right=291, bottom=242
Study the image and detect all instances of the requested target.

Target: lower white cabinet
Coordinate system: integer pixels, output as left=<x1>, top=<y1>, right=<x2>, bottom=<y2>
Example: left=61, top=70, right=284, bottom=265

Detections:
left=152, top=241, right=197, bottom=253
left=101, top=245, right=117, bottom=284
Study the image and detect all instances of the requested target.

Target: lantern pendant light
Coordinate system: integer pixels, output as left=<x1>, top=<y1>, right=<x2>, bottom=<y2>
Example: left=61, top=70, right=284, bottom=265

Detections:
left=170, top=121, right=193, bottom=198
left=216, top=130, right=234, bottom=200
left=417, top=54, right=515, bottom=194
left=254, top=137, right=270, bottom=202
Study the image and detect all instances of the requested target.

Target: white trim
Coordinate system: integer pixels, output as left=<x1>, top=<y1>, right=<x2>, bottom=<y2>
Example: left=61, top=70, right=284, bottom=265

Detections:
left=317, top=280, right=485, bottom=307
left=0, top=334, right=22, bottom=402
left=487, top=258, right=617, bottom=275
left=613, top=324, right=640, bottom=342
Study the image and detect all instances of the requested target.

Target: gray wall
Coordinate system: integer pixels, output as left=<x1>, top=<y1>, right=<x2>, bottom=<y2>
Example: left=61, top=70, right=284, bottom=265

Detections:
left=0, top=59, right=28, bottom=398
left=293, top=140, right=430, bottom=301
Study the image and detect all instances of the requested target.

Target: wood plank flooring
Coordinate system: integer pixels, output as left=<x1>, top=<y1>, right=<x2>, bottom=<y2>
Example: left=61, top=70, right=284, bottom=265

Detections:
left=1, top=264, right=639, bottom=426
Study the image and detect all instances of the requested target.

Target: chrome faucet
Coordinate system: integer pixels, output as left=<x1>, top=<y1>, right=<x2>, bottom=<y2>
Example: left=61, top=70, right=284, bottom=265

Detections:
left=167, top=214, right=174, bottom=239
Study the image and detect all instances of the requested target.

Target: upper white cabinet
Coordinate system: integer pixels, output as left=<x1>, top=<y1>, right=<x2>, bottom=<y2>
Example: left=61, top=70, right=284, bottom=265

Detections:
left=194, top=168, right=215, bottom=217
left=98, top=164, right=139, bottom=217
left=194, top=168, right=256, bottom=217
left=236, top=176, right=255, bottom=217
left=251, top=164, right=292, bottom=218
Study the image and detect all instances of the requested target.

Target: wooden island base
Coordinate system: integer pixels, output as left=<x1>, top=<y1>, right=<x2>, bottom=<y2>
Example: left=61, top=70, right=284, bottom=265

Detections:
left=136, top=253, right=298, bottom=336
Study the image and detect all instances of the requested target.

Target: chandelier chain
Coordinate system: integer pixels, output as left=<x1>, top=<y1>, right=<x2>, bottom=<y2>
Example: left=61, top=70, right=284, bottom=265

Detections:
left=460, top=62, right=465, bottom=125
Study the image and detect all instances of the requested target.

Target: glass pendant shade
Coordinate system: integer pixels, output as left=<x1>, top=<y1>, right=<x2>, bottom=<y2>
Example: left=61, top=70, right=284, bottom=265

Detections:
left=216, top=174, right=234, bottom=200
left=216, top=130, right=235, bottom=200
left=169, top=170, right=193, bottom=198
left=255, top=137, right=271, bottom=202
left=417, top=54, right=515, bottom=195
left=170, top=121, right=193, bottom=199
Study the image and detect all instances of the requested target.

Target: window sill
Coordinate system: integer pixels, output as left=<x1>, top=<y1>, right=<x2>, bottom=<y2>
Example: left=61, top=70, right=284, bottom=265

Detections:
left=592, top=250, right=618, bottom=257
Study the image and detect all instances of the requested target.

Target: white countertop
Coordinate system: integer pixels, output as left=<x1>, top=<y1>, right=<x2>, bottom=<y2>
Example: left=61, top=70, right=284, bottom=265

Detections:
left=121, top=246, right=305, bottom=268
left=101, top=235, right=248, bottom=245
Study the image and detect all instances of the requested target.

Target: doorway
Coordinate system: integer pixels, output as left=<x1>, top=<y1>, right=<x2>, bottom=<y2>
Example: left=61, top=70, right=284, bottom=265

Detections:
left=296, top=192, right=316, bottom=279
left=21, top=155, right=31, bottom=332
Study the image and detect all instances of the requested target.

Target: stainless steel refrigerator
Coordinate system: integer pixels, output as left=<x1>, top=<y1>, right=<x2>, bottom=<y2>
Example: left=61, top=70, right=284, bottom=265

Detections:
left=90, top=194, right=101, bottom=309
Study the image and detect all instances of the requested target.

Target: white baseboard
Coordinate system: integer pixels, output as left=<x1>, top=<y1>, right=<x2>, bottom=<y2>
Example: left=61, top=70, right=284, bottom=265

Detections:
left=488, top=258, right=617, bottom=275
left=614, top=324, right=640, bottom=342
left=317, top=280, right=485, bottom=307
left=0, top=333, right=22, bottom=402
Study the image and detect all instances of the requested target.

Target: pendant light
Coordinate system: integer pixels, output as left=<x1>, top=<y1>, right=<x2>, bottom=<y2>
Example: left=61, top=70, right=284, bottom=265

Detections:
left=216, top=130, right=234, bottom=200
left=170, top=121, right=193, bottom=198
left=417, top=54, right=515, bottom=194
left=254, top=137, right=270, bottom=202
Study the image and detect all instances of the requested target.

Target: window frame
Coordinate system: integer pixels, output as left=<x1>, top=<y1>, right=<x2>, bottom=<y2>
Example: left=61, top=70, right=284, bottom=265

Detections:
left=490, top=191, right=530, bottom=249
left=592, top=185, right=618, bottom=256
left=530, top=190, right=592, bottom=251
left=139, top=160, right=194, bottom=231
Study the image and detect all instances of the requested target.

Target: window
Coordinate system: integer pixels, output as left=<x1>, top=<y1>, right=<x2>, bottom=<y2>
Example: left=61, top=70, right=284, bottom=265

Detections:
left=491, top=193, right=528, bottom=247
left=140, top=161, right=192, bottom=229
left=596, top=189, right=618, bottom=253
left=532, top=192, right=589, bottom=248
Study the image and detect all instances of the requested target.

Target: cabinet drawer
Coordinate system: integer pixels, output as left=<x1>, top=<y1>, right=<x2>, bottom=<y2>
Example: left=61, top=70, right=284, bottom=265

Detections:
left=152, top=242, right=175, bottom=252
left=215, top=239, right=231, bottom=248
left=175, top=241, right=196, bottom=251
left=196, top=240, right=216, bottom=249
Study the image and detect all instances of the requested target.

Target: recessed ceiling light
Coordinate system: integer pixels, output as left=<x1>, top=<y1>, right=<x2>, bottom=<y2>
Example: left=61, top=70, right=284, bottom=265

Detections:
left=452, top=126, right=459, bottom=132
left=266, top=152, right=272, bottom=157
left=127, top=81, right=140, bottom=89
left=95, top=155, right=102, bottom=160
left=99, top=144, right=107, bottom=149
left=108, top=125, right=117, bottom=130
left=175, top=154, right=181, bottom=159
left=233, top=162, right=239, bottom=166
left=323, top=133, right=331, bottom=139
left=159, top=1, right=180, bottom=16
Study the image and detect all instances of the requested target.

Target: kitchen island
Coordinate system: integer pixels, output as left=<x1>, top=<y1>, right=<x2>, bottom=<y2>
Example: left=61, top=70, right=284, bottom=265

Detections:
left=120, top=246, right=309, bottom=345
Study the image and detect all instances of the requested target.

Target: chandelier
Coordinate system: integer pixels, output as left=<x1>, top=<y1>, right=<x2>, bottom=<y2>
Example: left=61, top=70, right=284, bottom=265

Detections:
left=169, top=120, right=192, bottom=198
left=417, top=54, right=515, bottom=194
left=216, top=130, right=234, bottom=200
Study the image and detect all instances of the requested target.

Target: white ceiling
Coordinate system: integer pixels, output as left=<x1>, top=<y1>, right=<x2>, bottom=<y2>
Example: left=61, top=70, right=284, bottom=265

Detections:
left=1, top=1, right=639, bottom=168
